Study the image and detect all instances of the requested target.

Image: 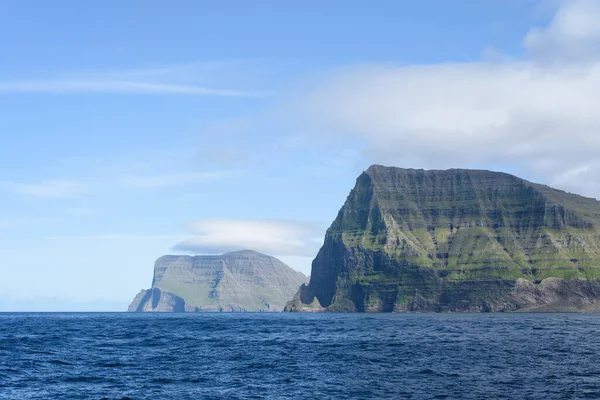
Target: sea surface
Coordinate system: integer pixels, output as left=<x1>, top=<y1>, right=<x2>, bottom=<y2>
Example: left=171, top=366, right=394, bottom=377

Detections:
left=1, top=313, right=600, bottom=399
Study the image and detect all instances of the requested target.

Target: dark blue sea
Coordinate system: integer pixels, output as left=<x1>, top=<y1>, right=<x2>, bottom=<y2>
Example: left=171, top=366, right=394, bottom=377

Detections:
left=1, top=313, right=600, bottom=399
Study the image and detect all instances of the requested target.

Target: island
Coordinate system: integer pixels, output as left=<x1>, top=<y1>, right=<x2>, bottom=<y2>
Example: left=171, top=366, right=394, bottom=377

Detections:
left=129, top=250, right=307, bottom=312
left=286, top=165, right=600, bottom=312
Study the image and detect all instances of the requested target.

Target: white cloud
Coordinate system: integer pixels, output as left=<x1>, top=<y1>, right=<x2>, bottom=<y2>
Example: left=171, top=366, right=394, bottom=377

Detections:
left=173, top=219, right=323, bottom=257
left=288, top=0, right=600, bottom=199
left=524, top=0, right=600, bottom=62
left=0, top=80, right=263, bottom=97
left=74, top=60, right=277, bottom=90
left=0, top=179, right=88, bottom=198
left=121, top=170, right=235, bottom=188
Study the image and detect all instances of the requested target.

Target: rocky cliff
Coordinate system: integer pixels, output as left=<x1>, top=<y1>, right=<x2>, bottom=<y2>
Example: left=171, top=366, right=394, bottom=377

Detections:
left=286, top=165, right=600, bottom=312
left=129, top=250, right=307, bottom=312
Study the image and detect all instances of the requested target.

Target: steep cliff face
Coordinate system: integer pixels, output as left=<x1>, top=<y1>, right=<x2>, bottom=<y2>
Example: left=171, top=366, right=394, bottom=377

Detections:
left=129, top=250, right=307, bottom=312
left=286, top=165, right=600, bottom=312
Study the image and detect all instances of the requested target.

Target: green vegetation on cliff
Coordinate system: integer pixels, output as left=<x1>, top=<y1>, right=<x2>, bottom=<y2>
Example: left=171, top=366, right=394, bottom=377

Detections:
left=286, top=166, right=600, bottom=312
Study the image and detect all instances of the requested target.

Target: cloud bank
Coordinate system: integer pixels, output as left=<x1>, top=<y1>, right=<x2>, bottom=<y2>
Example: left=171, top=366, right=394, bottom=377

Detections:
left=292, top=0, right=600, bottom=199
left=524, top=0, right=600, bottom=63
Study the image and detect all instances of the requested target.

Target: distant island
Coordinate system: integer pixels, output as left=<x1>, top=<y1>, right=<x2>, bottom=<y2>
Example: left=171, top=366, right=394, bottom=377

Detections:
left=286, top=165, right=600, bottom=312
left=129, top=250, right=307, bottom=312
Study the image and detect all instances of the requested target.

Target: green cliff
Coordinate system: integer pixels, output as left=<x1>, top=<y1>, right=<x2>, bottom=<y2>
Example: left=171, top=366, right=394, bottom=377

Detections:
left=286, top=165, right=600, bottom=312
left=129, top=250, right=307, bottom=312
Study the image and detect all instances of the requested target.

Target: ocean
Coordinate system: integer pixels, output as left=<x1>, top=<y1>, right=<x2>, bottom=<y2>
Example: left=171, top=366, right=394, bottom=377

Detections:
left=1, top=312, right=599, bottom=399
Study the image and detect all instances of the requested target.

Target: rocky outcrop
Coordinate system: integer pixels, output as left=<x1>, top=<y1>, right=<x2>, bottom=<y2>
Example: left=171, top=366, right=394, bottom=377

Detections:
left=284, top=284, right=326, bottom=312
left=504, top=278, right=600, bottom=312
left=129, top=250, right=307, bottom=312
left=127, top=288, right=186, bottom=312
left=286, top=165, right=600, bottom=312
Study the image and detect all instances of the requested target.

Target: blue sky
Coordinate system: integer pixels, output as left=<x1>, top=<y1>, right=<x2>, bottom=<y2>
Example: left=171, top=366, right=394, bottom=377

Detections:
left=3, top=0, right=600, bottom=311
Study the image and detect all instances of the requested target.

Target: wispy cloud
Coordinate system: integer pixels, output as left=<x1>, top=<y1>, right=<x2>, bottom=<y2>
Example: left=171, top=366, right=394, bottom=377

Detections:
left=0, top=179, right=89, bottom=198
left=173, top=219, right=323, bottom=257
left=47, top=234, right=185, bottom=241
left=195, top=149, right=248, bottom=166
left=121, top=170, right=235, bottom=188
left=0, top=60, right=274, bottom=97
left=0, top=216, right=60, bottom=229
left=0, top=80, right=264, bottom=97
left=76, top=60, right=255, bottom=83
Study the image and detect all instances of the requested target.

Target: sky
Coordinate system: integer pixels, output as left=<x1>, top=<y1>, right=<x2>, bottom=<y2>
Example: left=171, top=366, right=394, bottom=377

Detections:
left=1, top=0, right=599, bottom=311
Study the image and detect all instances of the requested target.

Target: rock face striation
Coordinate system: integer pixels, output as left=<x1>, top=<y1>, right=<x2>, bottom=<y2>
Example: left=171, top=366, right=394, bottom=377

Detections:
left=286, top=165, right=600, bottom=312
left=129, top=250, right=307, bottom=312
